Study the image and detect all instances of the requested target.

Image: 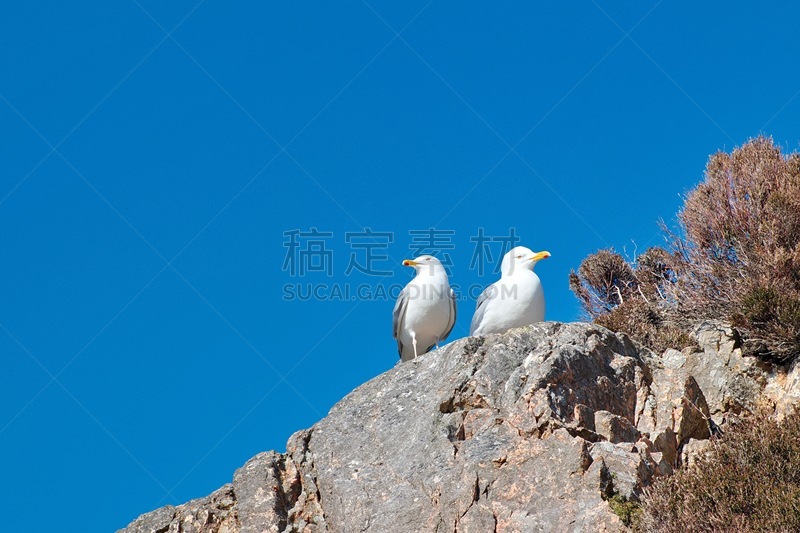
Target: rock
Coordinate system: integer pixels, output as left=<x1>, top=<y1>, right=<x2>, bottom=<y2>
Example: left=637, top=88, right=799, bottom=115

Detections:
left=680, top=438, right=713, bottom=467
left=636, top=321, right=761, bottom=470
left=685, top=321, right=762, bottom=416
left=118, top=321, right=800, bottom=533
left=233, top=452, right=295, bottom=533
left=594, top=411, right=640, bottom=444
left=122, top=505, right=176, bottom=533
left=122, top=485, right=236, bottom=533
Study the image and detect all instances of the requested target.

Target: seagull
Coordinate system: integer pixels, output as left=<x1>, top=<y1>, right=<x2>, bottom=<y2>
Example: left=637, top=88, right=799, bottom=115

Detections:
left=470, top=246, right=551, bottom=336
left=392, top=255, right=457, bottom=362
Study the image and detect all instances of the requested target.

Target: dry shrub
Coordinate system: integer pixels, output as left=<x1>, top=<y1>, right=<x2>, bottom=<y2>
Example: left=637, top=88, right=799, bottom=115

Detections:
left=636, top=411, right=800, bottom=532
left=570, top=247, right=691, bottom=353
left=569, top=249, right=638, bottom=316
left=672, top=136, right=800, bottom=363
left=571, top=137, right=800, bottom=363
left=595, top=300, right=693, bottom=355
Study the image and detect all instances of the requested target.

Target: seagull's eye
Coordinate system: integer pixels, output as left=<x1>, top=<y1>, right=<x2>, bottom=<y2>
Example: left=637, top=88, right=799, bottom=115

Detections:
left=516, top=255, right=523, bottom=259
left=425, top=257, right=431, bottom=261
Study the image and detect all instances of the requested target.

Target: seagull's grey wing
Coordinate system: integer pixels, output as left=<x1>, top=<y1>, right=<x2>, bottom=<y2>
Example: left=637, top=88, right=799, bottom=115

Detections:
left=470, top=283, right=496, bottom=335
left=440, top=287, right=457, bottom=342
left=392, top=287, right=409, bottom=358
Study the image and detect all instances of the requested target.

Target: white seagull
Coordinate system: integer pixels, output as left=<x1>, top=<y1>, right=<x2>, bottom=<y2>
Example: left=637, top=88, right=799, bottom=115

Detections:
left=470, top=246, right=551, bottom=336
left=392, top=255, right=457, bottom=362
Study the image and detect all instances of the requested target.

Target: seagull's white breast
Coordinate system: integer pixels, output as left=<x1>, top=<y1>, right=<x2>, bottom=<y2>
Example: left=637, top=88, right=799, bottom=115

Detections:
left=473, top=271, right=544, bottom=335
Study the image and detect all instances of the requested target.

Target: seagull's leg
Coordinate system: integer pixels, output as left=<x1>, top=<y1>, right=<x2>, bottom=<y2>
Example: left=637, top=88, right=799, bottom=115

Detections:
left=412, top=332, right=418, bottom=359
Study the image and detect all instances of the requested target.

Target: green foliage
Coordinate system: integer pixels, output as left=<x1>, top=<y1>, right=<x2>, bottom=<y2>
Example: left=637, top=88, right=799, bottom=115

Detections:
left=607, top=493, right=642, bottom=528
left=740, top=287, right=779, bottom=325
left=636, top=412, right=800, bottom=532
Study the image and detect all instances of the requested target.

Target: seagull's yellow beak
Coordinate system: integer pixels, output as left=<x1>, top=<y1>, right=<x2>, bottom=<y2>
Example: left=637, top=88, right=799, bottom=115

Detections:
left=402, top=259, right=417, bottom=267
left=530, top=251, right=551, bottom=262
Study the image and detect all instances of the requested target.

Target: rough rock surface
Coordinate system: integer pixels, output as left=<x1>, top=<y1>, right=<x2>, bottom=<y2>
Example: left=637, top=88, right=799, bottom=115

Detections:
left=119, top=321, right=800, bottom=533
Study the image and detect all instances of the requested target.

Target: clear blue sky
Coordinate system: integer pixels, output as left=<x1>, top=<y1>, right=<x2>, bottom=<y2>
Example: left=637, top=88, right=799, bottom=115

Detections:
left=2, top=2, right=799, bottom=531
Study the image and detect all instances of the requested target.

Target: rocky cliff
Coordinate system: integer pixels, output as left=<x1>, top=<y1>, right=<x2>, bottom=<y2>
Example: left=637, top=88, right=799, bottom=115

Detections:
left=119, top=321, right=800, bottom=533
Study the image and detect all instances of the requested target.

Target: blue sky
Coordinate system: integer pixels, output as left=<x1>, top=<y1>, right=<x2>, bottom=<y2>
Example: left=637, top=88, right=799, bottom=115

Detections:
left=2, top=2, right=800, bottom=531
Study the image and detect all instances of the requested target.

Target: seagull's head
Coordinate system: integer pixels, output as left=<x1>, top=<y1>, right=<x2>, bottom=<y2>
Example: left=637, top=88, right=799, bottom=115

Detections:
left=501, top=246, right=551, bottom=276
left=402, top=255, right=446, bottom=276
